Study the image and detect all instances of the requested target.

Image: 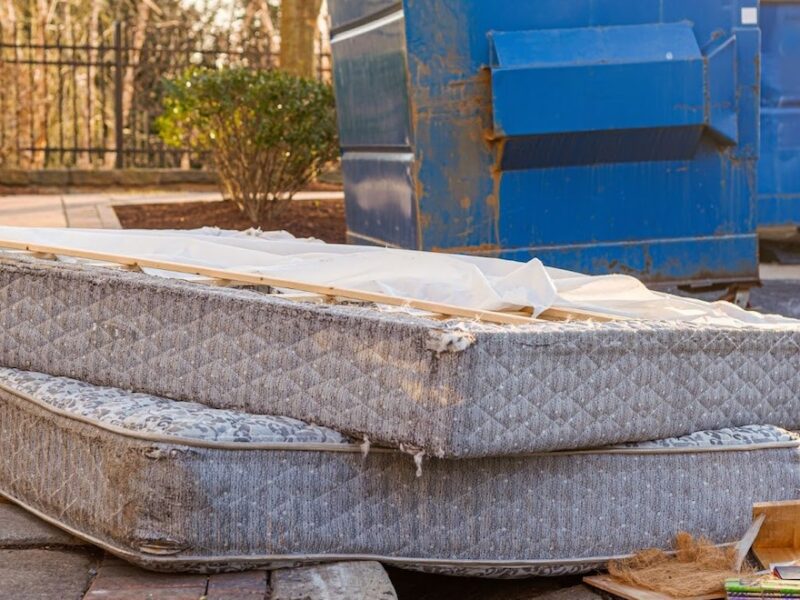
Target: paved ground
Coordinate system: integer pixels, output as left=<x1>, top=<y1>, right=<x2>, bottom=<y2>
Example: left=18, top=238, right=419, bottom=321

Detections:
left=0, top=191, right=344, bottom=228
left=0, top=496, right=276, bottom=600
left=0, top=496, right=602, bottom=600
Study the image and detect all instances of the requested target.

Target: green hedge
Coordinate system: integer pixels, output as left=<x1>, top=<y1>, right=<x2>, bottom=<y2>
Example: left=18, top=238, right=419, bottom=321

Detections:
left=158, top=67, right=339, bottom=224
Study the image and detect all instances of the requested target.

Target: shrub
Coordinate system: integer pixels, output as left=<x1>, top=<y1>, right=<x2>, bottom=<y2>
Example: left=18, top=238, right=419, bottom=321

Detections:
left=157, top=67, right=339, bottom=224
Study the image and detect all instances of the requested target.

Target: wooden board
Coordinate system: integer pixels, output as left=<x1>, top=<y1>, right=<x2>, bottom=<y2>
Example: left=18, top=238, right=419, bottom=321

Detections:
left=0, top=239, right=621, bottom=325
left=734, top=513, right=766, bottom=571
left=583, top=575, right=724, bottom=600
left=753, top=500, right=800, bottom=568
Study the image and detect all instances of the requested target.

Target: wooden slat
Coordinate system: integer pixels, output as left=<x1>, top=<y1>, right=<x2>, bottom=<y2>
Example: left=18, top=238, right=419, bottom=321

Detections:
left=0, top=239, right=620, bottom=325
left=752, top=500, right=800, bottom=568
left=734, top=514, right=766, bottom=572
left=583, top=575, right=724, bottom=600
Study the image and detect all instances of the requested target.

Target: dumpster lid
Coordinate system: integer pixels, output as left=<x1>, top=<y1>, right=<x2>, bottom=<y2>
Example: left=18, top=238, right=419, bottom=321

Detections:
left=489, top=22, right=701, bottom=69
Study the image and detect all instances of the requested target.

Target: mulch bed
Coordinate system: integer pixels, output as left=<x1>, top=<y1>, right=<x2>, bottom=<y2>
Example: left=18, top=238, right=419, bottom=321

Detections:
left=113, top=198, right=347, bottom=244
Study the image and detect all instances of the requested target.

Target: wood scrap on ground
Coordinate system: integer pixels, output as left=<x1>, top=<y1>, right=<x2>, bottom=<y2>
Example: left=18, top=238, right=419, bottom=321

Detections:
left=752, top=500, right=800, bottom=568
left=586, top=532, right=753, bottom=599
left=583, top=574, right=724, bottom=600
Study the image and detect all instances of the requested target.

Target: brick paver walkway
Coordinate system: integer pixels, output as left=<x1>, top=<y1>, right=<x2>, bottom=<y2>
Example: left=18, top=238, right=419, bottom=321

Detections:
left=0, top=497, right=271, bottom=599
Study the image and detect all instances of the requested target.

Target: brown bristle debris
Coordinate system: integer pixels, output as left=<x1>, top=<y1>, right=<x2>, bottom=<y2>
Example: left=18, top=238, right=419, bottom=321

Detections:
left=608, top=532, right=752, bottom=598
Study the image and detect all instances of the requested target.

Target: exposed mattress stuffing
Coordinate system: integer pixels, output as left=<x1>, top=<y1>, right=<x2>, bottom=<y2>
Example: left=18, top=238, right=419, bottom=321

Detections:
left=1, top=366, right=797, bottom=577
left=2, top=255, right=800, bottom=458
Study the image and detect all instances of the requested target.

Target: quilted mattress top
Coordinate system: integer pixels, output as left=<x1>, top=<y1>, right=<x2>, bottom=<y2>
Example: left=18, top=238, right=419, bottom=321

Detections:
left=2, top=254, right=800, bottom=458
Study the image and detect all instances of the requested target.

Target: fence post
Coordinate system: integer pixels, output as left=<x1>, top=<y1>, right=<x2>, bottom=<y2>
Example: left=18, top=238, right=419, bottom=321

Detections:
left=113, top=21, right=124, bottom=169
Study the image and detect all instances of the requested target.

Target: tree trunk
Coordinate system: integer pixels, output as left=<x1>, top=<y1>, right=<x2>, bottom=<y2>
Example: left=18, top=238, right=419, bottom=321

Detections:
left=280, top=0, right=322, bottom=78
left=81, top=0, right=101, bottom=167
left=241, top=0, right=276, bottom=67
left=0, top=0, right=16, bottom=26
left=0, top=2, right=15, bottom=165
left=120, top=0, right=154, bottom=167
left=31, top=0, right=55, bottom=168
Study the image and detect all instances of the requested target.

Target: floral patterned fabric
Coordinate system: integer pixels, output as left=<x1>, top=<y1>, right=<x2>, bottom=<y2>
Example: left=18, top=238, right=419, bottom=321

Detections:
left=611, top=424, right=798, bottom=449
left=0, top=367, right=349, bottom=445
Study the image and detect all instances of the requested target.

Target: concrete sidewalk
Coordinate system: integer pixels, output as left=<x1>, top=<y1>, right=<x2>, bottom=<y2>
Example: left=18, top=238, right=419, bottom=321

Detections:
left=0, top=191, right=344, bottom=228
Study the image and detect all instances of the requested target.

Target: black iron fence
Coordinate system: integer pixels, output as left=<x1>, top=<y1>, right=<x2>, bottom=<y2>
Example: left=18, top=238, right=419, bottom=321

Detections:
left=0, top=20, right=331, bottom=170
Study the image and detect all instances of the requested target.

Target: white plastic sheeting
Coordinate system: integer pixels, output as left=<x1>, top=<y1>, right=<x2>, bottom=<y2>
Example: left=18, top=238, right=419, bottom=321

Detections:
left=0, top=226, right=794, bottom=328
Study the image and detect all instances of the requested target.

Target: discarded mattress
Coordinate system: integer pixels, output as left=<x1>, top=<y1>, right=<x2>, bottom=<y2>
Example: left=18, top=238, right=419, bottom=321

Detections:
left=2, top=254, right=800, bottom=458
left=0, top=366, right=797, bottom=576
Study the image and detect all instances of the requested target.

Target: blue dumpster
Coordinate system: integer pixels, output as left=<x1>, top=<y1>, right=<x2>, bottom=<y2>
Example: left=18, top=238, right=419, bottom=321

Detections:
left=329, top=0, right=761, bottom=286
left=759, top=0, right=800, bottom=230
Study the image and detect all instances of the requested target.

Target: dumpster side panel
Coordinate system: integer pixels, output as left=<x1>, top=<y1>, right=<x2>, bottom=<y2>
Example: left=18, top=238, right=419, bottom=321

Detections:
left=498, top=143, right=754, bottom=247
left=400, top=0, right=759, bottom=283
left=500, top=237, right=759, bottom=285
left=759, top=1, right=800, bottom=228
left=330, top=2, right=420, bottom=248
left=407, top=68, right=499, bottom=253
left=760, top=110, right=800, bottom=226
left=342, top=152, right=417, bottom=248
left=497, top=142, right=758, bottom=282
left=332, top=13, right=410, bottom=148
left=329, top=0, right=400, bottom=30
left=403, top=0, right=500, bottom=252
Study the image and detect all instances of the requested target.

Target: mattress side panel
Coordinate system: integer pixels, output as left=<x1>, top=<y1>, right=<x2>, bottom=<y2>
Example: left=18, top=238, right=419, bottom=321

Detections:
left=0, top=259, right=467, bottom=454
left=187, top=447, right=800, bottom=565
left=2, top=383, right=798, bottom=574
left=454, top=326, right=800, bottom=454
left=0, top=386, right=198, bottom=552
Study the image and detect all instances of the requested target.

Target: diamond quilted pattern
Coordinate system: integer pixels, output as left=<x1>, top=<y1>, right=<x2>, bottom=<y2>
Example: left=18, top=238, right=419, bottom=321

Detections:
left=2, top=255, right=800, bottom=458
left=1, top=371, right=799, bottom=575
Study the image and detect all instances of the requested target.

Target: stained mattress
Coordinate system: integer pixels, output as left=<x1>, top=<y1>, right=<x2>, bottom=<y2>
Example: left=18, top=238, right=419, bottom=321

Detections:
left=1, top=366, right=798, bottom=577
left=2, top=254, right=800, bottom=458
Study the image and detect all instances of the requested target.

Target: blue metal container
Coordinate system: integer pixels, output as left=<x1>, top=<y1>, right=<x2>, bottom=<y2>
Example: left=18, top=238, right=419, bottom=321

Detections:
left=759, top=0, right=800, bottom=230
left=329, top=0, right=761, bottom=286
